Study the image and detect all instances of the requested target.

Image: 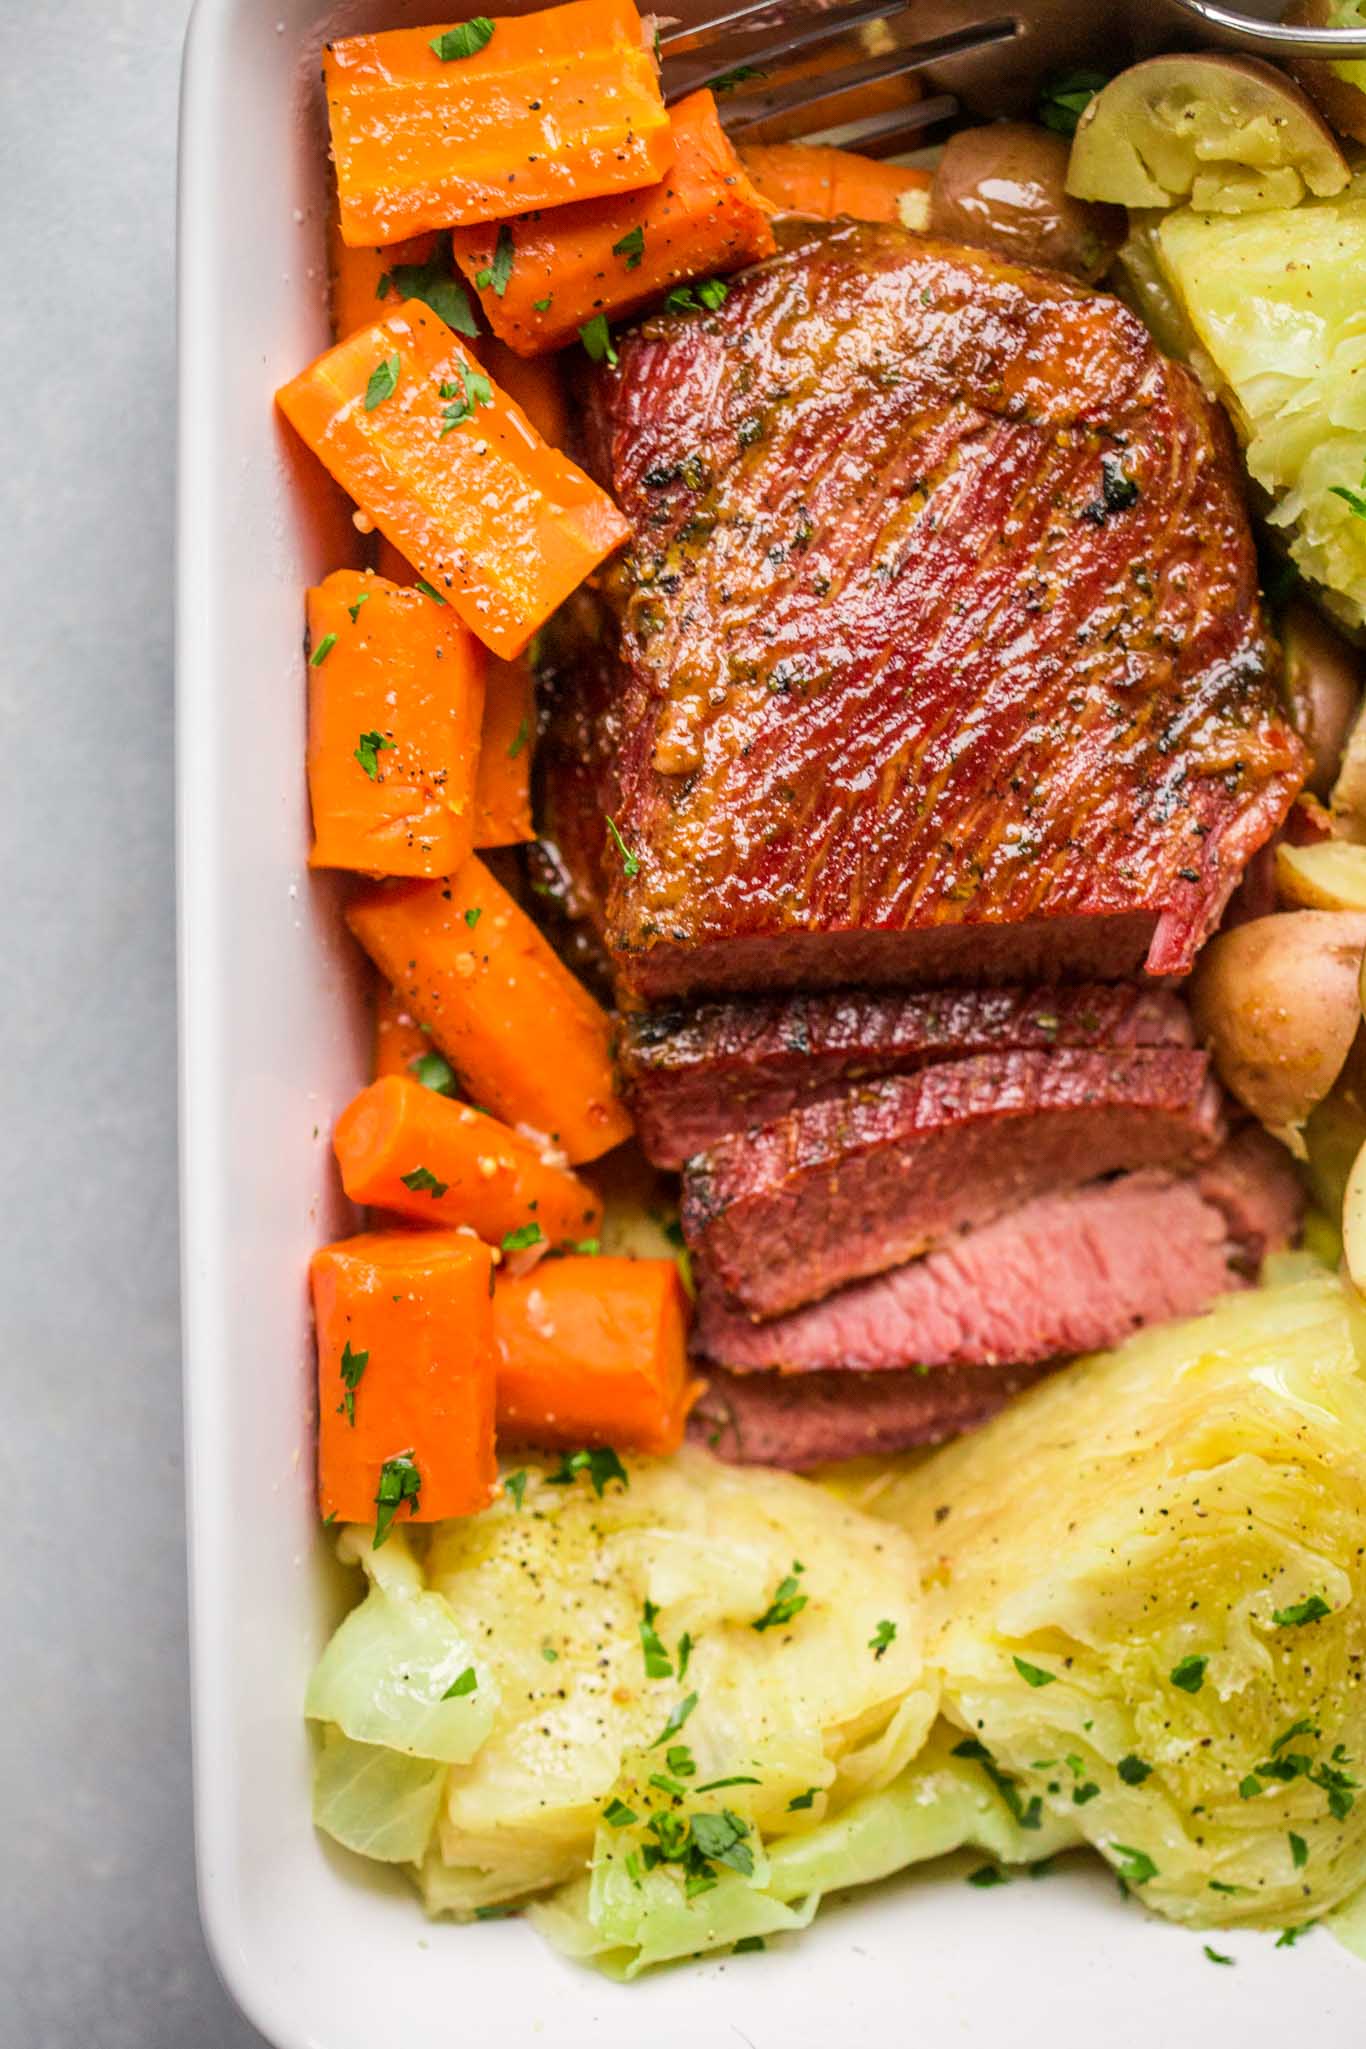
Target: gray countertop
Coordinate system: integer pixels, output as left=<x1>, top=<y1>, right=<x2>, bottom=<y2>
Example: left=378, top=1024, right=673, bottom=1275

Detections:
left=1, top=5, right=261, bottom=2042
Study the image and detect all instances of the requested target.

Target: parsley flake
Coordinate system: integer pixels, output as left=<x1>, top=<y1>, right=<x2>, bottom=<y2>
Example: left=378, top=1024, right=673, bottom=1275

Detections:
left=1330, top=465, right=1366, bottom=521
left=1117, top=1754, right=1152, bottom=1785
left=1273, top=1595, right=1332, bottom=1628
left=440, top=362, right=494, bottom=435
left=1111, top=1843, right=1158, bottom=1886
left=676, top=1631, right=693, bottom=1682
left=364, top=352, right=401, bottom=411
left=373, top=1453, right=420, bottom=1546
left=752, top=1563, right=807, bottom=1633
left=689, top=1809, right=753, bottom=1877
left=544, top=1446, right=629, bottom=1497
left=788, top=1788, right=817, bottom=1811
left=1170, top=1654, right=1208, bottom=1694
left=338, top=1340, right=368, bottom=1426
left=410, top=1050, right=458, bottom=1095
left=474, top=223, right=515, bottom=299
left=1013, top=1656, right=1056, bottom=1689
left=605, top=814, right=640, bottom=876
left=532, top=295, right=553, bottom=313
left=639, top=1599, right=674, bottom=1679
left=310, top=632, right=337, bottom=667
left=501, top=1222, right=544, bottom=1252
left=711, top=63, right=767, bottom=91
left=429, top=17, right=494, bottom=60
left=507, top=717, right=530, bottom=760
left=442, top=1666, right=477, bottom=1699
left=734, top=1936, right=765, bottom=1953
left=379, top=248, right=478, bottom=337
left=649, top=1692, right=698, bottom=1748
left=869, top=1619, right=896, bottom=1659
left=502, top=1469, right=527, bottom=1510
left=464, top=906, right=482, bottom=928
left=1276, top=1923, right=1315, bottom=1948
left=1203, top=1945, right=1235, bottom=1966
left=612, top=226, right=645, bottom=271
left=604, top=1798, right=637, bottom=1828
left=354, top=730, right=394, bottom=780
left=967, top=1865, right=1009, bottom=1888
left=400, top=1164, right=448, bottom=1197
left=346, top=593, right=370, bottom=623
left=579, top=314, right=619, bottom=367
left=1038, top=68, right=1108, bottom=136
left=414, top=578, right=446, bottom=604
left=1289, top=1831, right=1309, bottom=1869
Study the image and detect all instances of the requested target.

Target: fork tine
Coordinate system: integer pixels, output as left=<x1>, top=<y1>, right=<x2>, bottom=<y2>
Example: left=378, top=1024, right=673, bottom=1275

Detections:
left=658, top=0, right=896, bottom=58
left=711, top=18, right=1018, bottom=130
left=663, top=0, right=912, bottom=96
left=790, top=92, right=958, bottom=152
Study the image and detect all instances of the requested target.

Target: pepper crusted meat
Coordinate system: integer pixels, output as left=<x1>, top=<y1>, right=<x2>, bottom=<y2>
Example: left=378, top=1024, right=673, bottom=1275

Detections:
left=547, top=220, right=1304, bottom=1001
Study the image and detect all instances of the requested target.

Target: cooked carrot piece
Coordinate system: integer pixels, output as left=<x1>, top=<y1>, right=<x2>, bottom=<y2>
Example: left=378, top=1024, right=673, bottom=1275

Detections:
left=312, top=1229, right=497, bottom=1527
left=451, top=92, right=776, bottom=357
left=493, top=1256, right=698, bottom=1455
left=327, top=220, right=444, bottom=341
left=307, top=568, right=484, bottom=876
left=347, top=858, right=633, bottom=1163
left=373, top=979, right=432, bottom=1082
left=277, top=302, right=629, bottom=659
left=475, top=338, right=569, bottom=449
left=475, top=655, right=535, bottom=847
left=324, top=0, right=672, bottom=245
left=740, top=144, right=932, bottom=225
left=334, top=1075, right=603, bottom=1248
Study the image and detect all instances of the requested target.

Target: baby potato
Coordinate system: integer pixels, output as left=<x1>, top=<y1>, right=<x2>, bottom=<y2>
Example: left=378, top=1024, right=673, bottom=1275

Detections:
left=1189, top=909, right=1366, bottom=1139
left=928, top=124, right=1124, bottom=282
left=1284, top=0, right=1366, bottom=145
left=1067, top=54, right=1349, bottom=212
left=1281, top=598, right=1364, bottom=799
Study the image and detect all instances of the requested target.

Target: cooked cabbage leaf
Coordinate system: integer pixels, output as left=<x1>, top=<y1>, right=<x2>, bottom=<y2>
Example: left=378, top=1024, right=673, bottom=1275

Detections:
left=1153, top=178, right=1366, bottom=630
left=313, top=1726, right=449, bottom=1864
left=863, top=1272, right=1366, bottom=1928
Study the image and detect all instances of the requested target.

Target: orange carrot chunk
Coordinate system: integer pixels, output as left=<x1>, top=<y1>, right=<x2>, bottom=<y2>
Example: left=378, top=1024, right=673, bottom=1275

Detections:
left=324, top=0, right=673, bottom=246
left=373, top=978, right=434, bottom=1083
left=347, top=857, right=633, bottom=1163
left=312, top=1229, right=497, bottom=1527
left=277, top=301, right=629, bottom=659
left=334, top=1075, right=603, bottom=1248
left=739, top=143, right=932, bottom=225
left=494, top=1255, right=698, bottom=1455
left=475, top=655, right=535, bottom=847
left=451, top=91, right=776, bottom=358
left=475, top=337, right=569, bottom=448
left=327, top=220, right=452, bottom=341
left=307, top=568, right=484, bottom=876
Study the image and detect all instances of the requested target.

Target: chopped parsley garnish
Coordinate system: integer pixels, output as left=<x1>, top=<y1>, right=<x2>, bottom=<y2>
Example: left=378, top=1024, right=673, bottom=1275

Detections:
left=501, top=1222, right=544, bottom=1252
left=1110, top=1843, right=1158, bottom=1886
left=440, top=363, right=494, bottom=434
left=579, top=314, right=619, bottom=367
left=1276, top=1923, right=1315, bottom=1948
left=604, top=1798, right=637, bottom=1828
left=665, top=1745, right=696, bottom=1778
left=410, top=1049, right=458, bottom=1095
left=1203, top=1945, right=1235, bottom=1966
left=967, top=1865, right=1009, bottom=1888
left=1117, top=1754, right=1152, bottom=1786
left=788, top=1788, right=817, bottom=1811
left=414, top=578, right=446, bottom=604
left=605, top=813, right=640, bottom=876
left=354, top=729, right=394, bottom=780
left=1169, top=1654, right=1208, bottom=1694
left=1239, top=1774, right=1265, bottom=1800
left=950, top=1738, right=1041, bottom=1832
left=1330, top=466, right=1366, bottom=521
left=869, top=1619, right=896, bottom=1660
left=544, top=1445, right=629, bottom=1497
left=1272, top=1595, right=1332, bottom=1628
left=346, top=593, right=369, bottom=623
left=664, top=277, right=729, bottom=315
left=1038, top=68, right=1108, bottom=136
left=441, top=1666, right=478, bottom=1699
left=1072, top=1781, right=1101, bottom=1806
left=541, top=1644, right=558, bottom=1662
left=752, top=1563, right=807, bottom=1633
left=696, top=1774, right=760, bottom=1792
left=676, top=1631, right=693, bottom=1682
left=377, top=248, right=478, bottom=337
left=1289, top=1831, right=1309, bottom=1869
left=1012, top=1656, right=1056, bottom=1689
left=1271, top=1717, right=1319, bottom=1755
left=650, top=1772, right=688, bottom=1799
left=363, top=352, right=401, bottom=411
left=502, top=1468, right=527, bottom=1510
left=711, top=63, right=767, bottom=92
left=475, top=223, right=515, bottom=299
left=649, top=1691, right=698, bottom=1748
left=640, top=1599, right=674, bottom=1679
left=400, top=1164, right=448, bottom=1197
left=309, top=631, right=338, bottom=667
left=532, top=295, right=552, bottom=313
left=689, top=1809, right=754, bottom=1876
left=733, top=1936, right=765, bottom=1953
left=429, top=17, right=494, bottom=60
left=464, top=906, right=482, bottom=928
left=612, top=226, right=645, bottom=271
left=373, top=1452, right=420, bottom=1547
left=1209, top=1880, right=1245, bottom=1895
left=507, top=717, right=530, bottom=760
left=338, top=1340, right=368, bottom=1426
left=473, top=1903, right=518, bottom=1920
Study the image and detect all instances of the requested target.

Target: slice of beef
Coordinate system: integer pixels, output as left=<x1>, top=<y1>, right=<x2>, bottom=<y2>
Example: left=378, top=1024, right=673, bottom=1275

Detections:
left=546, top=221, right=1302, bottom=1003
left=693, top=1133, right=1301, bottom=1374
left=620, top=980, right=1193, bottom=1169
left=688, top=1360, right=1055, bottom=1469
left=683, top=1046, right=1223, bottom=1318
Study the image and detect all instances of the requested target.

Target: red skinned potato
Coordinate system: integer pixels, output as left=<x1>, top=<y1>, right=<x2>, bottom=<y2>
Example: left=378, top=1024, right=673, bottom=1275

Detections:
left=1190, top=910, right=1366, bottom=1145
left=1284, top=0, right=1366, bottom=145
left=928, top=123, right=1124, bottom=282
left=1281, top=598, right=1364, bottom=801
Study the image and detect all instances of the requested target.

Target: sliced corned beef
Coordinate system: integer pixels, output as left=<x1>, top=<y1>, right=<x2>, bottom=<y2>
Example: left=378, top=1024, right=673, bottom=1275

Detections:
left=693, top=1133, right=1301, bottom=1375
left=620, top=981, right=1194, bottom=1168
left=682, top=1047, right=1223, bottom=1318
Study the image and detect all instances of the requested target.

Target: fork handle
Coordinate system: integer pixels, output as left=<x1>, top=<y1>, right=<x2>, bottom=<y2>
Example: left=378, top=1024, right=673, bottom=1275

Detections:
left=1164, top=0, right=1366, bottom=57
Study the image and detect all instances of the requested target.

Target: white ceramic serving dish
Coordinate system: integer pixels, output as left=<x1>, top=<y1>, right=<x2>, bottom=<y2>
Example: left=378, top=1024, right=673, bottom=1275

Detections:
left=176, top=3, right=1366, bottom=2041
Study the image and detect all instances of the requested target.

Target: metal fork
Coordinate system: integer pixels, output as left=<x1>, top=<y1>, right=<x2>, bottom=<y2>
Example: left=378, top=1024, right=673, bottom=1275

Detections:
left=658, top=0, right=1366, bottom=156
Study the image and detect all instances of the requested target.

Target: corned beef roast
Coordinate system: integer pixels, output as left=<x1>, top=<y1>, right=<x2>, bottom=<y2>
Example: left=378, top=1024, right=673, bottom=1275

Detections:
left=619, top=980, right=1195, bottom=1168
left=544, top=219, right=1304, bottom=1003
left=688, top=1131, right=1303, bottom=1468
